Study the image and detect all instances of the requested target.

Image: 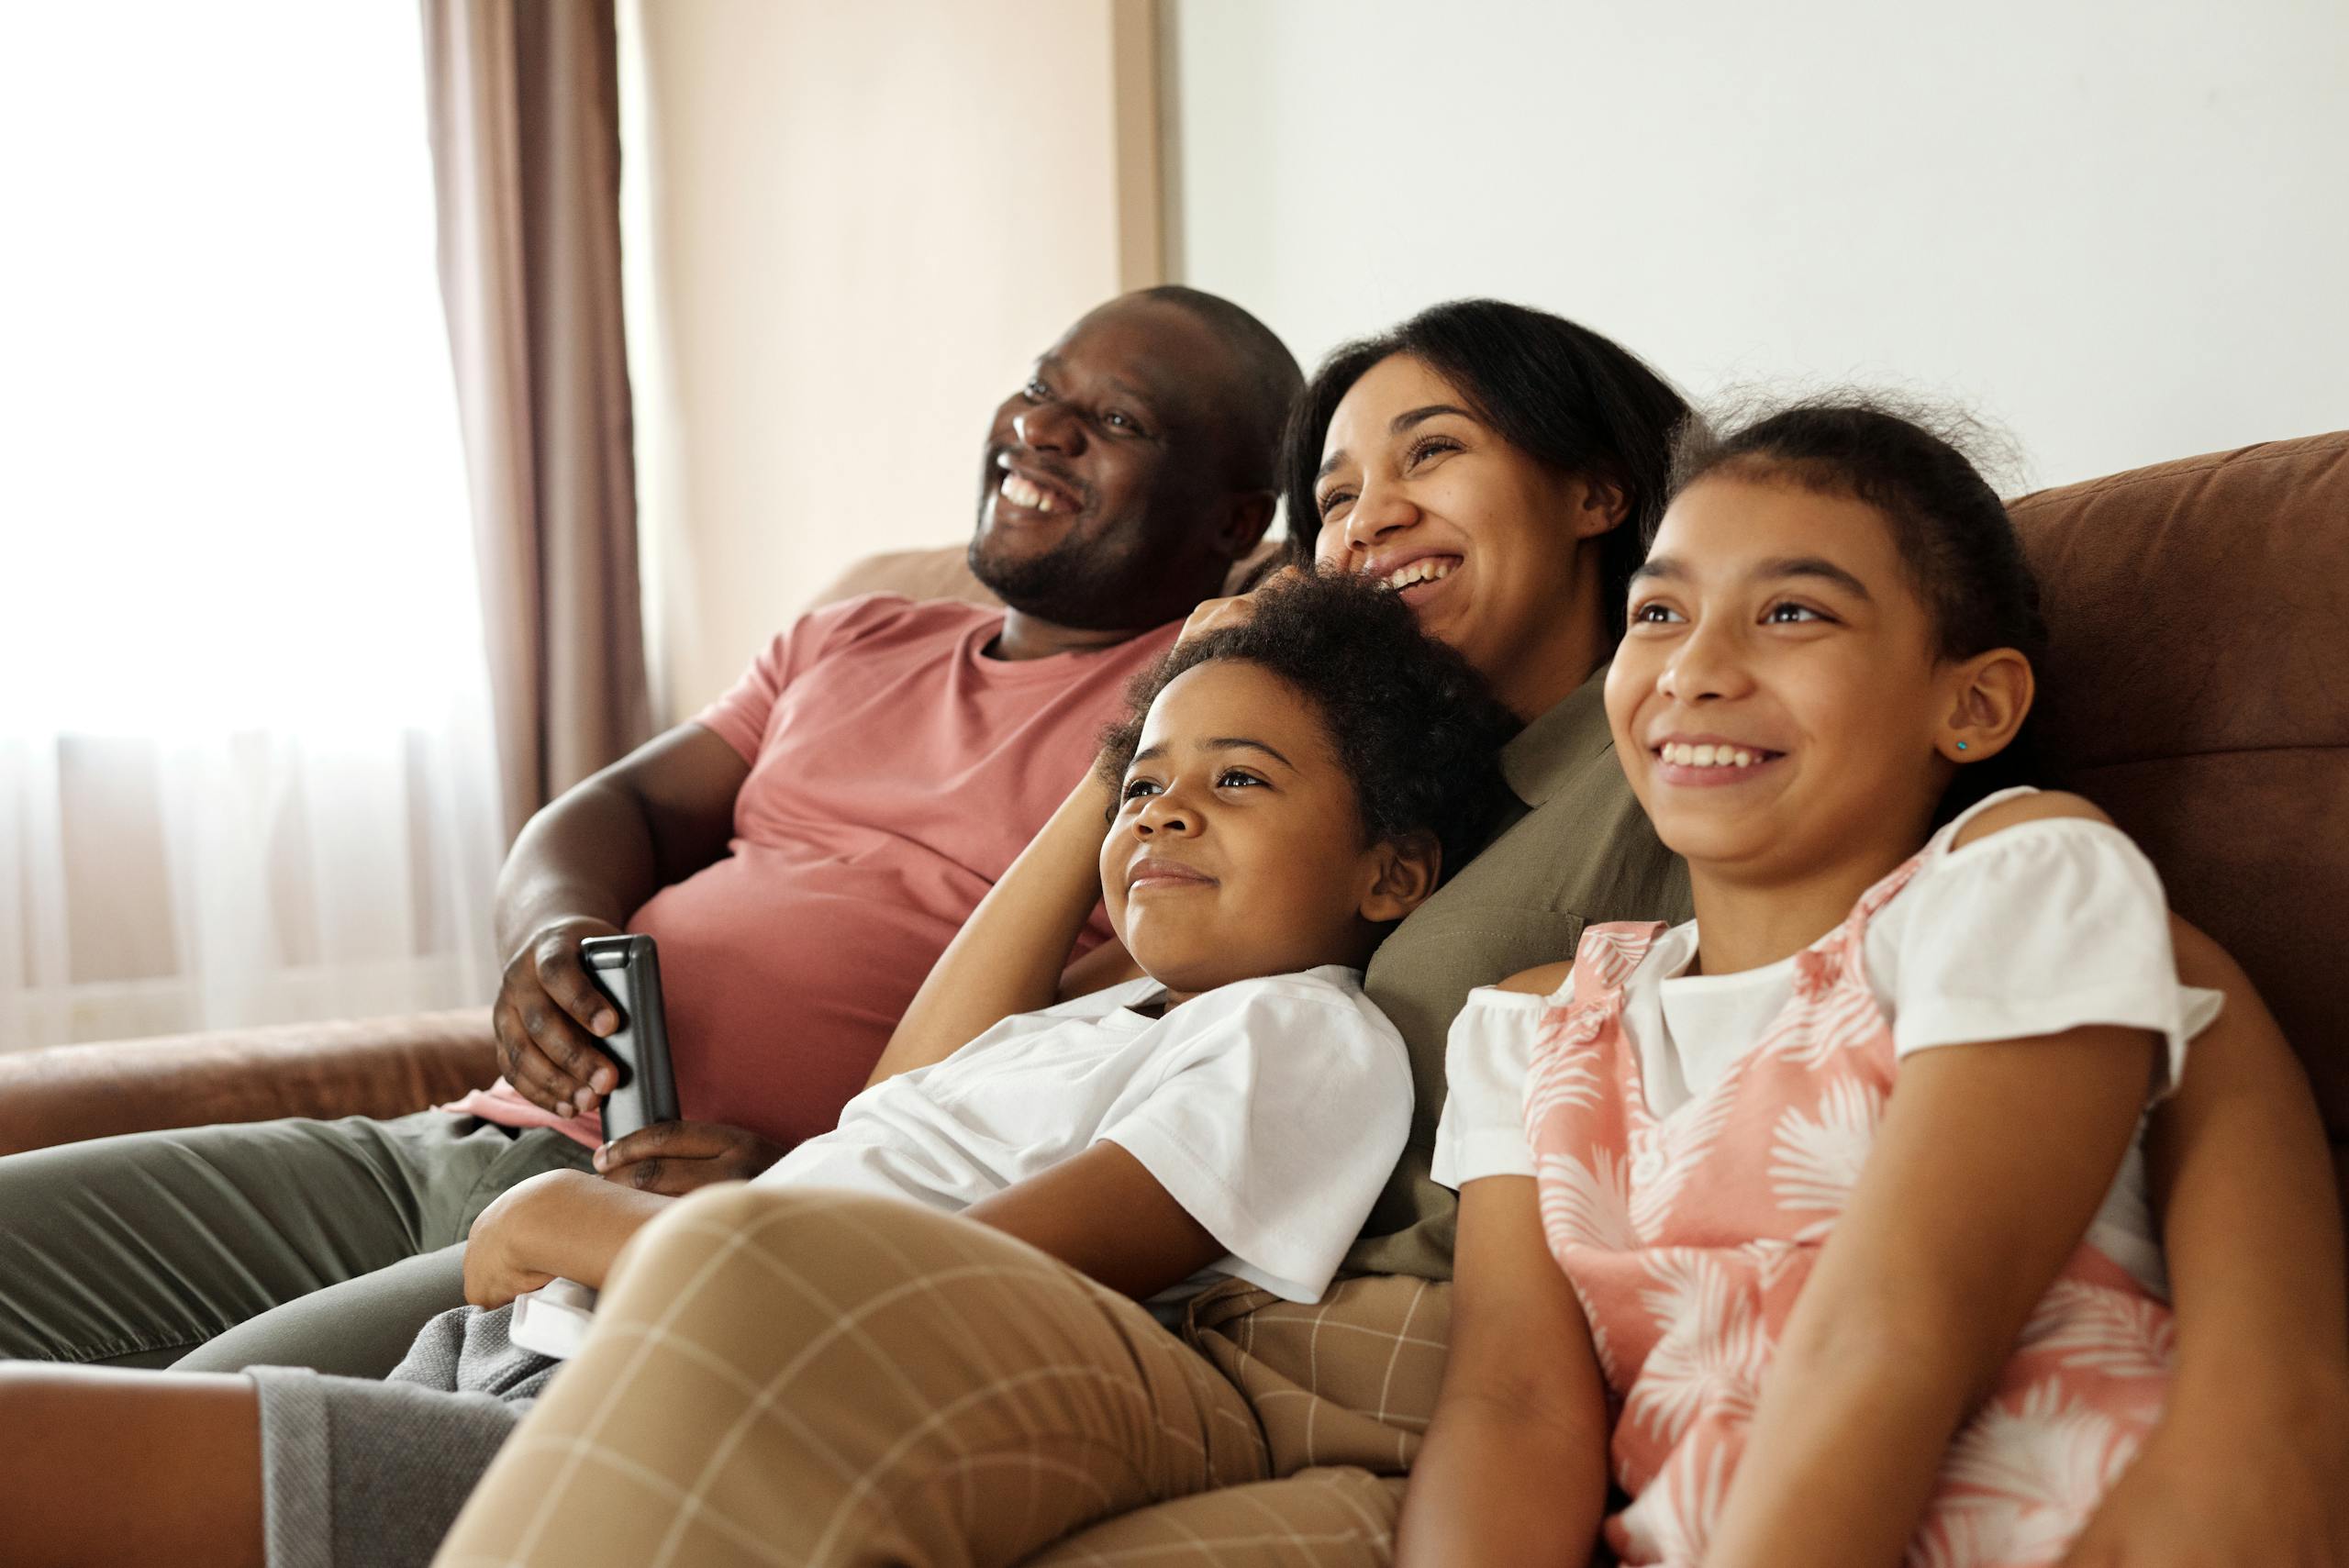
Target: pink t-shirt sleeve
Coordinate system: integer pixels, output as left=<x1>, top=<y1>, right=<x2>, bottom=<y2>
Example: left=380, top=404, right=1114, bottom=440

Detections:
left=695, top=595, right=908, bottom=763
left=460, top=597, right=1175, bottom=1152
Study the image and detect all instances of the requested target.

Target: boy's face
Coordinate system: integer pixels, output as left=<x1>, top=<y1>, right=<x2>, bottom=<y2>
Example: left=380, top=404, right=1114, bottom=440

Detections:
left=1102, top=660, right=1429, bottom=1003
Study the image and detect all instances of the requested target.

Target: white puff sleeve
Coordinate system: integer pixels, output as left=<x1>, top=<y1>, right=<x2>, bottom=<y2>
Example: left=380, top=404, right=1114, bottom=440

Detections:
left=1890, top=817, right=2222, bottom=1099
left=1430, top=981, right=1569, bottom=1189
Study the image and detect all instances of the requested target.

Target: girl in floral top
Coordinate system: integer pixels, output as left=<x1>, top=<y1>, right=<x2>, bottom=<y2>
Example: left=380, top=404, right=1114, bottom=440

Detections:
left=1402, top=400, right=2327, bottom=1568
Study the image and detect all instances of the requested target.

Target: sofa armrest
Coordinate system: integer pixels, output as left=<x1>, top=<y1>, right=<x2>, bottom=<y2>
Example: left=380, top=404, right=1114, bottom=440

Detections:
left=0, top=1008, right=499, bottom=1156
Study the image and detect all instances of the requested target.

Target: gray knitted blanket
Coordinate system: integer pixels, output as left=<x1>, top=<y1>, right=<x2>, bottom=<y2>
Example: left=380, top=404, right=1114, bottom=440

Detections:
left=249, top=1302, right=560, bottom=1568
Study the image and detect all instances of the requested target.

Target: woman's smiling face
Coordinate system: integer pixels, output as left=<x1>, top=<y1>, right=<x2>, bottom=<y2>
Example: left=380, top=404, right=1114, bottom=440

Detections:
left=1308, top=354, right=1619, bottom=719
left=1605, top=472, right=1962, bottom=887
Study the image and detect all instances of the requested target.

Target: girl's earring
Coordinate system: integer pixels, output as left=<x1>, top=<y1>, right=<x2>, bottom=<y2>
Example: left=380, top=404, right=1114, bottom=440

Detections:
left=1954, top=741, right=1970, bottom=752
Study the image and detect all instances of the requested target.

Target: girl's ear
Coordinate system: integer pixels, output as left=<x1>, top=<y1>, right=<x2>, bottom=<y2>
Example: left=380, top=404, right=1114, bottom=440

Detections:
left=1935, top=647, right=2035, bottom=763
left=1359, top=830, right=1442, bottom=924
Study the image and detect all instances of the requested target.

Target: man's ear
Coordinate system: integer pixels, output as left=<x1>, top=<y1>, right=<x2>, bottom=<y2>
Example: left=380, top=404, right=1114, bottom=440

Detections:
left=1359, top=830, right=1441, bottom=924
left=1219, top=490, right=1277, bottom=560
left=1935, top=647, right=2035, bottom=762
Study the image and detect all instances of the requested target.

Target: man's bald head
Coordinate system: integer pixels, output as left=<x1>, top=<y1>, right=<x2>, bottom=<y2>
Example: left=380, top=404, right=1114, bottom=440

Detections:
left=1124, top=284, right=1303, bottom=490
left=969, top=289, right=1302, bottom=633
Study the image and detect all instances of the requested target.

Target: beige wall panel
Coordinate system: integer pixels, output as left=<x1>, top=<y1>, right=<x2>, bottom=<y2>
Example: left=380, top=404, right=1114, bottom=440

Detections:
left=625, top=0, right=1126, bottom=719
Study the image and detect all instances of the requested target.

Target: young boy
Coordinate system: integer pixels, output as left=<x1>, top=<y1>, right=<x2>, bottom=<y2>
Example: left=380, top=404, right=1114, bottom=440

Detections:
left=0, top=572, right=1519, bottom=1568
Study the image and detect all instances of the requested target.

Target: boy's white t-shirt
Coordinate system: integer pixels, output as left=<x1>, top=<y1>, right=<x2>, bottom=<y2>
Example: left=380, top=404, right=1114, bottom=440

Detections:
left=757, top=963, right=1412, bottom=1310
left=1432, top=793, right=2224, bottom=1295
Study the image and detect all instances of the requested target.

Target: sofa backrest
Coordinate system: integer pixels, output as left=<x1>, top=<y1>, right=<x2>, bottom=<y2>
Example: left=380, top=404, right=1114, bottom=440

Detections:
left=2009, top=429, right=2349, bottom=1177
left=816, top=435, right=2349, bottom=1179
left=806, top=539, right=1283, bottom=614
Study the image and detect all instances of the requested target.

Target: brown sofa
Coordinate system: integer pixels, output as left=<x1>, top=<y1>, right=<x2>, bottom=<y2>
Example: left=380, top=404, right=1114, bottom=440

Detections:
left=6, top=436, right=2344, bottom=1239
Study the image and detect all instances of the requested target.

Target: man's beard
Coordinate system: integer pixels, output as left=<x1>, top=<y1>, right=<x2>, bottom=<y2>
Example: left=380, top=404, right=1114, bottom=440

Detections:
left=953, top=530, right=1137, bottom=633
left=968, top=510, right=1154, bottom=632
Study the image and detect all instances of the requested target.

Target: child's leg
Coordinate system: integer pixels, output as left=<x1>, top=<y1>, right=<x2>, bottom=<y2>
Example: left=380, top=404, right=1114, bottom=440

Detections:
left=431, top=1184, right=1274, bottom=1568
left=0, top=1365, right=262, bottom=1568
left=1024, top=1471, right=1403, bottom=1566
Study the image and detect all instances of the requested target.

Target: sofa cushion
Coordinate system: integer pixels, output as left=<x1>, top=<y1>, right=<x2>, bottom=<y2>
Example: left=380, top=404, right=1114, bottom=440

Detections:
left=806, top=539, right=1285, bottom=613
left=2009, top=430, right=2349, bottom=1145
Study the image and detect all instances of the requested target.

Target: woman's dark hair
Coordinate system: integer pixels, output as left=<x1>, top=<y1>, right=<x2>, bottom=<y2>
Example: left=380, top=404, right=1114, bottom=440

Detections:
left=1667, top=397, right=2049, bottom=815
left=1280, top=299, right=1691, bottom=628
left=1098, top=571, right=1520, bottom=888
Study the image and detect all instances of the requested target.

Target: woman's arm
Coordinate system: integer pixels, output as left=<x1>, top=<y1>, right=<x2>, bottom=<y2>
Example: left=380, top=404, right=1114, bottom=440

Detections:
left=1395, top=1174, right=1611, bottom=1568
left=865, top=770, right=1120, bottom=1087
left=2056, top=918, right=2349, bottom=1567
left=2148, top=917, right=2348, bottom=1402
left=1705, top=1021, right=2159, bottom=1568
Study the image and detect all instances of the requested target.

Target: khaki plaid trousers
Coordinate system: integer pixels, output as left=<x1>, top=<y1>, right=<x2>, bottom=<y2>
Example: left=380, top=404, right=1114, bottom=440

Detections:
left=430, top=1185, right=1449, bottom=1567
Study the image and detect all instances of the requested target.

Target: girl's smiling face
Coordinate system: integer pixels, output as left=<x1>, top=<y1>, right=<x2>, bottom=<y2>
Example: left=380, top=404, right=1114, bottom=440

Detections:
left=1606, top=472, right=2023, bottom=891
left=1308, top=353, right=1622, bottom=720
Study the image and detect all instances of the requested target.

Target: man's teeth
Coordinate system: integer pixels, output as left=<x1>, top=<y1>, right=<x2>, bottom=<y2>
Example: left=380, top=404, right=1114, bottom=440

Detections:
left=1380, top=558, right=1458, bottom=590
left=1661, top=742, right=1765, bottom=769
left=999, top=473, right=1061, bottom=514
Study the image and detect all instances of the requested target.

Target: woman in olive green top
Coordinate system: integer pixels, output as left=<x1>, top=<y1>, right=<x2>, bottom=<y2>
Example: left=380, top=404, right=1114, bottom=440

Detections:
left=1278, top=302, right=1696, bottom=1278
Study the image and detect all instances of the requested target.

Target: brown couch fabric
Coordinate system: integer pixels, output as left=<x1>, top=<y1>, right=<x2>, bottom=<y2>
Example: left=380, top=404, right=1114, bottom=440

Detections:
left=2009, top=431, right=2349, bottom=1149
left=0, top=1009, right=495, bottom=1157
left=805, top=538, right=1286, bottom=616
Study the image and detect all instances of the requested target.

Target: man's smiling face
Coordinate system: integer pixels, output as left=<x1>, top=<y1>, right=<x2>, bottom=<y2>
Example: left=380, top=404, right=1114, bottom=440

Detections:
left=970, top=296, right=1256, bottom=633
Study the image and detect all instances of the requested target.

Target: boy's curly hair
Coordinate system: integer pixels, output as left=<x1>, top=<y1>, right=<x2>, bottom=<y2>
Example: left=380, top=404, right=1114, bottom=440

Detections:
left=1098, top=572, right=1520, bottom=886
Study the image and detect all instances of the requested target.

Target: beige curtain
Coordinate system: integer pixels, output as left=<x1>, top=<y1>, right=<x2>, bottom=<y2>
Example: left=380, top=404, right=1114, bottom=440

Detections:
left=419, top=0, right=651, bottom=843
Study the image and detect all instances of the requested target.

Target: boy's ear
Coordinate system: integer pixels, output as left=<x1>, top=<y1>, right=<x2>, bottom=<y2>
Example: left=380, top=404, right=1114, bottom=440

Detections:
left=1936, top=646, right=2035, bottom=762
left=1359, top=830, right=1442, bottom=924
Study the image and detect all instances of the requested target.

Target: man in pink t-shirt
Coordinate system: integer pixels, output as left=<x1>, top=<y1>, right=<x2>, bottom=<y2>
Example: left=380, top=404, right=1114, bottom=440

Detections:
left=0, top=287, right=1303, bottom=1375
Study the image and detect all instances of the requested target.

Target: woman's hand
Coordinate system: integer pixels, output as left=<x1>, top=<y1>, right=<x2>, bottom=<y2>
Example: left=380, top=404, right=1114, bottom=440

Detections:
left=1173, top=565, right=1305, bottom=650
left=464, top=1169, right=596, bottom=1307
left=593, top=1120, right=785, bottom=1194
left=2058, top=1370, right=2349, bottom=1568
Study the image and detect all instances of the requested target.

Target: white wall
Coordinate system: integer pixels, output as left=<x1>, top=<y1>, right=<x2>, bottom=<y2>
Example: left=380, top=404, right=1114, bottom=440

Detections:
left=620, top=0, right=1127, bottom=720
left=1168, top=0, right=2349, bottom=495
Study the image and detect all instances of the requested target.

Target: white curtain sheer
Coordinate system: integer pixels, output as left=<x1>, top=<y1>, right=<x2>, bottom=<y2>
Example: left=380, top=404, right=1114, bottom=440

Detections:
left=1, top=6, right=507, bottom=1050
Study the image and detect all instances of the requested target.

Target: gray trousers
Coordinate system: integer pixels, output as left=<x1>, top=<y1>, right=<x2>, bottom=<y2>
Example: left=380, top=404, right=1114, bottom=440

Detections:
left=0, top=1109, right=594, bottom=1375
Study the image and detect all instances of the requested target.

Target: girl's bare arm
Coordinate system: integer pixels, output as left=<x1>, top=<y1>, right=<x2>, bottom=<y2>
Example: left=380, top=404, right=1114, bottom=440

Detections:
left=2147, top=917, right=2347, bottom=1401
left=1704, top=1019, right=2159, bottom=1568
left=1396, top=1173, right=1612, bottom=1568
left=2055, top=919, right=2349, bottom=1567
left=865, top=771, right=1120, bottom=1087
